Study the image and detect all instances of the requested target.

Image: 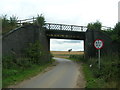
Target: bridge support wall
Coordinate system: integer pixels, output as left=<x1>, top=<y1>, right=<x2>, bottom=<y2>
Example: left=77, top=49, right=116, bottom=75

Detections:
left=85, top=30, right=117, bottom=58
left=3, top=25, right=50, bottom=62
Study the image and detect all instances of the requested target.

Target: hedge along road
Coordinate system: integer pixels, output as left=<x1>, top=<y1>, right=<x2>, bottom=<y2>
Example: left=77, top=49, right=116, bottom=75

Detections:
left=9, top=58, right=85, bottom=88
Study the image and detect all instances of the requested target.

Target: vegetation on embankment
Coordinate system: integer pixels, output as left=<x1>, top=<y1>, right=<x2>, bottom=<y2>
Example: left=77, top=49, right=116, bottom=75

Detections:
left=68, top=22, right=120, bottom=88
left=2, top=41, right=53, bottom=88
left=69, top=54, right=120, bottom=88
left=2, top=14, right=50, bottom=88
left=1, top=14, right=45, bottom=35
left=1, top=15, right=18, bottom=35
left=88, top=21, right=120, bottom=54
left=3, top=62, right=53, bottom=88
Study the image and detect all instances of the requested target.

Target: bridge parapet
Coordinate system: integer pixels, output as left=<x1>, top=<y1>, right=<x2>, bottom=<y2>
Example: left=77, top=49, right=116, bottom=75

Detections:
left=45, top=23, right=87, bottom=32
left=17, top=17, right=113, bottom=31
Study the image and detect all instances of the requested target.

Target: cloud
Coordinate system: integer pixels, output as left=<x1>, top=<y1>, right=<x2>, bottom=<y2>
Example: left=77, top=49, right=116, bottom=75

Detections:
left=50, top=39, right=82, bottom=44
left=0, top=0, right=119, bottom=27
left=63, top=40, right=81, bottom=44
left=1, top=0, right=119, bottom=51
left=50, top=39, right=84, bottom=51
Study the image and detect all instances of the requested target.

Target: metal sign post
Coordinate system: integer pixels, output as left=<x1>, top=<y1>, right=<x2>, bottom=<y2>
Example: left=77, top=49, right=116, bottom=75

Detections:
left=94, top=39, right=104, bottom=69
left=98, top=49, right=100, bottom=69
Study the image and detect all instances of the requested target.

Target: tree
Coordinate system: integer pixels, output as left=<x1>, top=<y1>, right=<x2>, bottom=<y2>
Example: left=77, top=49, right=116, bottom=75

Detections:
left=87, top=21, right=102, bottom=31
left=2, top=15, right=18, bottom=34
left=113, top=22, right=120, bottom=43
left=2, top=15, right=9, bottom=29
left=114, top=22, right=120, bottom=54
left=34, top=14, right=46, bottom=28
left=9, top=15, right=18, bottom=27
left=68, top=49, right=72, bottom=52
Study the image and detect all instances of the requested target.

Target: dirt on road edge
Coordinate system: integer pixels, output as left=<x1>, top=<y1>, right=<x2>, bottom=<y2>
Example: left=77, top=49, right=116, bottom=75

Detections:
left=75, top=63, right=86, bottom=88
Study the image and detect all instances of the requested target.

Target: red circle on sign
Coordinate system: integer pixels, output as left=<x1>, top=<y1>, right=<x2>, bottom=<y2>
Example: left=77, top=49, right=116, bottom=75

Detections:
left=94, top=39, right=104, bottom=49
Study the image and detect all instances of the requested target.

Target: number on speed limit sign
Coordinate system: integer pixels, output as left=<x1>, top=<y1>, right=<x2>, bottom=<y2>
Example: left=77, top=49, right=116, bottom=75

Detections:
left=94, top=39, right=104, bottom=49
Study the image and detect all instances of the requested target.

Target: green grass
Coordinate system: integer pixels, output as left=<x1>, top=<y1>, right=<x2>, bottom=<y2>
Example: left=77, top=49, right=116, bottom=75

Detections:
left=69, top=54, right=120, bottom=88
left=2, top=41, right=54, bottom=88
left=2, top=62, right=53, bottom=88
left=68, top=57, right=104, bottom=88
left=82, top=64, right=105, bottom=88
left=0, top=65, right=2, bottom=89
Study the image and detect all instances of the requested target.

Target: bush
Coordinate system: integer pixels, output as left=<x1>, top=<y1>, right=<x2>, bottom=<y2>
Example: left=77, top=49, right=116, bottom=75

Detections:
left=2, top=55, right=33, bottom=69
left=69, top=54, right=87, bottom=62
left=69, top=54, right=120, bottom=88
left=24, top=41, right=42, bottom=64
left=34, top=14, right=46, bottom=28
left=16, top=58, right=33, bottom=68
left=3, top=40, right=52, bottom=70
left=87, top=21, right=102, bottom=31
left=2, top=15, right=18, bottom=34
left=2, top=55, right=17, bottom=69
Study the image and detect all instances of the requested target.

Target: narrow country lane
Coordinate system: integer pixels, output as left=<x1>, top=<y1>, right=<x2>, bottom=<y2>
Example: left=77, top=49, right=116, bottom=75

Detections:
left=10, top=58, right=85, bottom=88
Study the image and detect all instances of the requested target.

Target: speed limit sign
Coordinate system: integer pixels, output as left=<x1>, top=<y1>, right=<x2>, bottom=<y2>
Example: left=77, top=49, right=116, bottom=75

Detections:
left=94, top=39, right=104, bottom=50
left=94, top=39, right=104, bottom=69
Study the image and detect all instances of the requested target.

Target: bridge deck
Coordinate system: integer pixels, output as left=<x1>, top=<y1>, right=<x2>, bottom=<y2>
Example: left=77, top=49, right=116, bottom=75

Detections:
left=46, top=30, right=85, bottom=40
left=44, top=23, right=87, bottom=32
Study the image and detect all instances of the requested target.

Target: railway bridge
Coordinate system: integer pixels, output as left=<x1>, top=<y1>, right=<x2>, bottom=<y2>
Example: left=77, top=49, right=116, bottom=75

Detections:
left=3, top=18, right=113, bottom=59
left=45, top=23, right=87, bottom=40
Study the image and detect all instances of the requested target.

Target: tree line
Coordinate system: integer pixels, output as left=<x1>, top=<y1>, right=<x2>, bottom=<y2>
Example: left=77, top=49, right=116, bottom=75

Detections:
left=1, top=14, right=45, bottom=35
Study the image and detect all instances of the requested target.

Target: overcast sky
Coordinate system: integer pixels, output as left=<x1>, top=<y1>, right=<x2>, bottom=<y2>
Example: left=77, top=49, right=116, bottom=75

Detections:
left=1, top=0, right=119, bottom=51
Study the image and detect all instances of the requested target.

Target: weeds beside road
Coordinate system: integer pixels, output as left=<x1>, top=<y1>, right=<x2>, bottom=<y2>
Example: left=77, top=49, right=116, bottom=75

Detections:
left=2, top=41, right=53, bottom=88
left=3, top=62, right=54, bottom=87
left=69, top=54, right=120, bottom=88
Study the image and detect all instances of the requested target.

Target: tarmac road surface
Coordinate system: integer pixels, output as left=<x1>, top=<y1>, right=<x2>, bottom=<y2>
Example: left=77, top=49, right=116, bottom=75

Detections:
left=10, top=58, right=80, bottom=88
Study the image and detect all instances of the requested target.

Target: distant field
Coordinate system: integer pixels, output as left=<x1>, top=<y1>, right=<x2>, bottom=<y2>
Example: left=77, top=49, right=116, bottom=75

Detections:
left=51, top=51, right=84, bottom=58
left=51, top=51, right=84, bottom=55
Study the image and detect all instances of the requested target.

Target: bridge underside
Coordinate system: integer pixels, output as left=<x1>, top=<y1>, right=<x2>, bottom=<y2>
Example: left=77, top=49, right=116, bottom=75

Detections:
left=46, top=30, right=85, bottom=40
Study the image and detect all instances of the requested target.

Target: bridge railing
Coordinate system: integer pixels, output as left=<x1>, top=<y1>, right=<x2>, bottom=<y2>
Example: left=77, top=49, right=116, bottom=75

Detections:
left=101, top=26, right=113, bottom=31
left=45, top=23, right=87, bottom=32
left=17, top=18, right=87, bottom=32
left=17, top=17, right=113, bottom=32
left=17, top=17, right=36, bottom=26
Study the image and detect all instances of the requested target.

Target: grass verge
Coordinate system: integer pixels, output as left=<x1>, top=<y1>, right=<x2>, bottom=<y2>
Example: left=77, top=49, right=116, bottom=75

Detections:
left=68, top=58, right=104, bottom=88
left=82, top=64, right=105, bottom=88
left=69, top=54, right=120, bottom=88
left=3, top=60, right=55, bottom=88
